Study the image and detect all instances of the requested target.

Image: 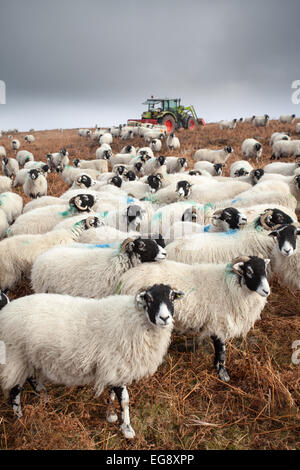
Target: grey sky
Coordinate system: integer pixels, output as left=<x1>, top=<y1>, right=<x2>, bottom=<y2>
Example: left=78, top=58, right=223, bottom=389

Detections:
left=0, top=0, right=299, bottom=130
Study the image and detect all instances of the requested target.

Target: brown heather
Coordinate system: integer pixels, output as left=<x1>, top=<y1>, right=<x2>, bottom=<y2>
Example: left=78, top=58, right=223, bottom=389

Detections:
left=0, top=120, right=299, bottom=450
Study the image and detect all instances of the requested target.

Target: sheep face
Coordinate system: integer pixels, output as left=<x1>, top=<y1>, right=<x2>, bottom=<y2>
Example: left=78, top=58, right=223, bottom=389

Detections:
left=225, top=146, right=233, bottom=154
left=73, top=159, right=80, bottom=167
left=269, top=224, right=300, bottom=257
left=29, top=169, right=39, bottom=180
left=179, top=158, right=187, bottom=168
left=103, top=150, right=111, bottom=160
left=158, top=156, right=166, bottom=166
left=83, top=216, right=102, bottom=230
left=212, top=208, right=247, bottom=230
left=115, top=165, right=126, bottom=176
left=136, top=284, right=183, bottom=328
left=124, top=171, right=136, bottom=181
left=252, top=169, right=264, bottom=184
left=110, top=175, right=122, bottom=187
left=69, top=194, right=95, bottom=212
left=123, top=237, right=167, bottom=262
left=147, top=175, right=162, bottom=193
left=214, top=164, right=223, bottom=175
left=234, top=168, right=249, bottom=177
left=76, top=174, right=94, bottom=188
left=134, top=162, right=143, bottom=173
left=0, top=290, right=9, bottom=309
left=176, top=181, right=192, bottom=198
left=232, top=256, right=270, bottom=297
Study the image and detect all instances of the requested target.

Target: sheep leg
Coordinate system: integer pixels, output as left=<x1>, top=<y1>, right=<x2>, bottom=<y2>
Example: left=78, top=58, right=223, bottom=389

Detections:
left=106, top=389, right=118, bottom=423
left=211, top=336, right=230, bottom=383
left=10, top=384, right=23, bottom=419
left=27, top=375, right=47, bottom=395
left=113, top=385, right=135, bottom=439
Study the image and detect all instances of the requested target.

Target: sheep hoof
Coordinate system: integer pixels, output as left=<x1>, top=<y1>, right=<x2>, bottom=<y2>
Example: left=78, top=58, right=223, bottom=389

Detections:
left=218, top=366, right=230, bottom=383
left=121, top=424, right=135, bottom=439
left=107, top=413, right=118, bottom=423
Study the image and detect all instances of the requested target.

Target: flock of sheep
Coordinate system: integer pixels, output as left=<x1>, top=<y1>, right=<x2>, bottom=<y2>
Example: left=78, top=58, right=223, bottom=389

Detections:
left=0, top=114, right=299, bottom=440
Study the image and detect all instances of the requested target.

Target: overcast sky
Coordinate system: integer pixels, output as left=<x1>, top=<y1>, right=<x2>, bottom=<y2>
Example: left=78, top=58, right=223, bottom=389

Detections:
left=0, top=0, right=299, bottom=130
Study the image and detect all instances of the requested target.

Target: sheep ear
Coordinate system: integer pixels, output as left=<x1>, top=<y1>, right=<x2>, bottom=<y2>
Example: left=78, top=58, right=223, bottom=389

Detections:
left=232, top=262, right=244, bottom=276
left=264, top=259, right=271, bottom=266
left=170, top=290, right=185, bottom=301
left=268, top=231, right=277, bottom=238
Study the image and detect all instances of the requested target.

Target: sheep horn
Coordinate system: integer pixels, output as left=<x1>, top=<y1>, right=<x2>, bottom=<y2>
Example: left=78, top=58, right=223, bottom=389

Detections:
left=211, top=209, right=223, bottom=226
left=231, top=256, right=250, bottom=276
left=259, top=210, right=274, bottom=231
left=85, top=216, right=99, bottom=228
left=121, top=237, right=135, bottom=253
left=73, top=196, right=88, bottom=211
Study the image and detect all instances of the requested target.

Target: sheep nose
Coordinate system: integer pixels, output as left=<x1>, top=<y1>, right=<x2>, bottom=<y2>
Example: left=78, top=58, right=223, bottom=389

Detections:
left=159, top=315, right=170, bottom=324
left=284, top=248, right=291, bottom=255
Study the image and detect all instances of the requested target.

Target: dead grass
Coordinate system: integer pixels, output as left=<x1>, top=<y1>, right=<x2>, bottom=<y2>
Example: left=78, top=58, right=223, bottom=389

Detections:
left=0, top=122, right=299, bottom=450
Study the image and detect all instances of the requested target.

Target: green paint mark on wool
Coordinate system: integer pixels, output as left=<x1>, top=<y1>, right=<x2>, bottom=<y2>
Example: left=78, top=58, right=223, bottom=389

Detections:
left=152, top=211, right=162, bottom=221
left=115, top=280, right=122, bottom=294
left=253, top=216, right=264, bottom=232
left=7, top=227, right=12, bottom=237
left=224, top=263, right=234, bottom=280
left=59, top=206, right=77, bottom=217
left=203, top=202, right=213, bottom=212
left=22, top=240, right=30, bottom=245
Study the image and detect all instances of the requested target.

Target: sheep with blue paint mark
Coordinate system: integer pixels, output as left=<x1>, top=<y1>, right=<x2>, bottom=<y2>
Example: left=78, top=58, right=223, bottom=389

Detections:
left=31, top=236, right=166, bottom=298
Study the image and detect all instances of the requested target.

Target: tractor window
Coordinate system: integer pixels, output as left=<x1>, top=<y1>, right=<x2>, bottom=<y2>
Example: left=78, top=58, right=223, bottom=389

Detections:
left=168, top=100, right=177, bottom=109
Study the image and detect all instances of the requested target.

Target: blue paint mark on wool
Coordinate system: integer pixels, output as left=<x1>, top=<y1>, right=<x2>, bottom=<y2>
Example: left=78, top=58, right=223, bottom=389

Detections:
left=231, top=198, right=242, bottom=204
left=127, top=197, right=135, bottom=204
left=204, top=224, right=212, bottom=232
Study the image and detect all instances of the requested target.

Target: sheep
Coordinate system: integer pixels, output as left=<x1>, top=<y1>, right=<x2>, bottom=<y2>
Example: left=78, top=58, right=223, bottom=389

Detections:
left=279, top=114, right=296, bottom=124
left=8, top=194, right=96, bottom=236
left=46, top=148, right=69, bottom=171
left=110, top=125, right=122, bottom=138
left=178, top=179, right=251, bottom=205
left=95, top=144, right=112, bottom=160
left=0, top=209, right=9, bottom=240
left=230, top=160, right=254, bottom=178
left=31, top=236, right=167, bottom=297
left=139, top=156, right=164, bottom=177
left=166, top=133, right=180, bottom=150
left=252, top=114, right=269, bottom=127
left=24, top=135, right=35, bottom=143
left=121, top=127, right=133, bottom=140
left=73, top=158, right=108, bottom=173
left=16, top=150, right=34, bottom=166
left=269, top=132, right=291, bottom=146
left=165, top=157, right=187, bottom=174
left=296, top=123, right=300, bottom=134
left=11, top=139, right=20, bottom=152
left=23, top=169, right=48, bottom=199
left=244, top=116, right=256, bottom=123
left=1, top=157, right=19, bottom=178
left=219, top=119, right=237, bottom=130
left=78, top=129, right=91, bottom=138
left=24, top=161, right=50, bottom=176
left=0, top=175, right=12, bottom=193
left=118, top=255, right=270, bottom=382
left=194, top=161, right=223, bottom=176
left=193, top=146, right=233, bottom=164
left=109, top=153, right=137, bottom=167
left=150, top=139, right=162, bottom=153
left=0, top=216, right=99, bottom=291
left=0, top=192, right=23, bottom=224
left=271, top=140, right=300, bottom=160
left=144, top=129, right=164, bottom=143
left=264, top=161, right=300, bottom=176
left=136, top=147, right=154, bottom=159
left=165, top=210, right=300, bottom=290
left=57, top=164, right=99, bottom=187
left=0, top=146, right=6, bottom=158
left=241, top=138, right=262, bottom=163
left=0, top=284, right=181, bottom=438
left=99, top=132, right=113, bottom=145
left=14, top=168, right=46, bottom=188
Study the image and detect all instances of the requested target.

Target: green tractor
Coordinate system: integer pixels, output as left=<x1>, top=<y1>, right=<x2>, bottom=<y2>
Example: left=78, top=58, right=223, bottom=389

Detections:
left=128, top=98, right=206, bottom=133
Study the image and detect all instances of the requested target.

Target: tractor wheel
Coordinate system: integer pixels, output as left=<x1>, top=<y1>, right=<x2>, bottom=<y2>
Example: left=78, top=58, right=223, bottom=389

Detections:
left=159, top=114, right=176, bottom=133
left=185, top=116, right=197, bottom=130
